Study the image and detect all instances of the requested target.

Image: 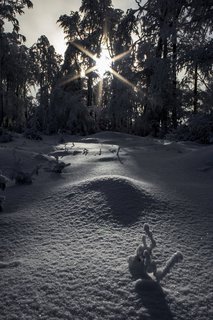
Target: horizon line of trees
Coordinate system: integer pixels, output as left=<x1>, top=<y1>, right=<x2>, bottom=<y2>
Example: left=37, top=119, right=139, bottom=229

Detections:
left=0, top=0, right=213, bottom=142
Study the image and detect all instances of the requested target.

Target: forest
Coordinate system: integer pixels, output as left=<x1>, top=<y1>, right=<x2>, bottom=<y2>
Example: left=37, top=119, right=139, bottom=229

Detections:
left=0, top=0, right=213, bottom=143
left=1, top=2, right=213, bottom=319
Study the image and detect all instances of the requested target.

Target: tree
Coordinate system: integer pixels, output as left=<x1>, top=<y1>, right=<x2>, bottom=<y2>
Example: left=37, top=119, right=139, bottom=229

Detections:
left=107, top=9, right=138, bottom=132
left=56, top=0, right=126, bottom=133
left=181, top=0, right=213, bottom=114
left=0, top=0, right=33, bottom=127
left=30, top=35, right=62, bottom=131
left=0, top=0, right=33, bottom=32
left=0, top=30, right=36, bottom=129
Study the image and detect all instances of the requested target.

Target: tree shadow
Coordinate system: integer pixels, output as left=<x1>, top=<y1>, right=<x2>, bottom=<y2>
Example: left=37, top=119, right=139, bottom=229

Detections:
left=135, top=279, right=174, bottom=320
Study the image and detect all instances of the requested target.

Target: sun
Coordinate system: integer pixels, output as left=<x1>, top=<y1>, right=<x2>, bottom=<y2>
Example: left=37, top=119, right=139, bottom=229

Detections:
left=95, top=48, right=112, bottom=78
left=64, top=40, right=136, bottom=91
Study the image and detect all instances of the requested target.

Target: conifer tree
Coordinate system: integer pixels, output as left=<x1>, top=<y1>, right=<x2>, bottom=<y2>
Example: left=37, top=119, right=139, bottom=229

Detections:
left=0, top=0, right=33, bottom=127
left=30, top=35, right=62, bottom=131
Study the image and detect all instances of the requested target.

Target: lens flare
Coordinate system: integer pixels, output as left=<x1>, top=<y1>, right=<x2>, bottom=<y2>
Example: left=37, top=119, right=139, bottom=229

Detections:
left=95, top=48, right=112, bottom=78
left=61, top=41, right=137, bottom=92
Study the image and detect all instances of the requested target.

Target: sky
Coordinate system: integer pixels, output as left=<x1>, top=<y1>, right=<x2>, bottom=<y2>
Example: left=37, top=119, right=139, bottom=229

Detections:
left=16, top=0, right=138, bottom=55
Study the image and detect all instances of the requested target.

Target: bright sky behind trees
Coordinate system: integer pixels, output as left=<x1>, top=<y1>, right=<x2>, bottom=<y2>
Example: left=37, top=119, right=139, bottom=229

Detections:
left=18, top=0, right=138, bottom=55
left=2, top=0, right=211, bottom=138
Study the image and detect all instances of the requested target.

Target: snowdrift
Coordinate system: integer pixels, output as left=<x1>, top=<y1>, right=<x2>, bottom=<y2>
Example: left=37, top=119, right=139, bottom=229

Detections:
left=0, top=132, right=212, bottom=320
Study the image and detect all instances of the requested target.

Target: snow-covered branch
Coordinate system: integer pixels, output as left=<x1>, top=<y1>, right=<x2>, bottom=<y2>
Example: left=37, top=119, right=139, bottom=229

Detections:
left=128, top=223, right=183, bottom=282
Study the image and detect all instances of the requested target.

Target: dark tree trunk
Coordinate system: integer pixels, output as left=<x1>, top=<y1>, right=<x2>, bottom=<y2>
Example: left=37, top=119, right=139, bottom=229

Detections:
left=0, top=33, right=4, bottom=126
left=156, top=37, right=163, bottom=58
left=0, top=75, right=3, bottom=126
left=87, top=74, right=93, bottom=107
left=172, top=22, right=178, bottom=129
left=161, top=38, right=168, bottom=134
left=193, top=62, right=198, bottom=114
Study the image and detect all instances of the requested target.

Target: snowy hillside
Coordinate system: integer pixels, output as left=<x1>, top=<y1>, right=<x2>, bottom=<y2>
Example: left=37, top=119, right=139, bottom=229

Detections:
left=0, top=132, right=212, bottom=320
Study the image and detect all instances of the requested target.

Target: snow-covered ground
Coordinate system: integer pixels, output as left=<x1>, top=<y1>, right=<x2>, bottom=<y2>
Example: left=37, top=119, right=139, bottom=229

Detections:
left=0, top=132, right=212, bottom=320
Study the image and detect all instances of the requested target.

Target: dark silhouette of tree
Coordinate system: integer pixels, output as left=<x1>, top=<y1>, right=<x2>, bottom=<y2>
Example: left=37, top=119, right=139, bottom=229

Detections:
left=107, top=9, right=138, bottom=132
left=0, top=0, right=33, bottom=32
left=0, top=0, right=212, bottom=142
left=0, top=0, right=33, bottom=127
left=134, top=0, right=212, bottom=138
left=30, top=35, right=62, bottom=131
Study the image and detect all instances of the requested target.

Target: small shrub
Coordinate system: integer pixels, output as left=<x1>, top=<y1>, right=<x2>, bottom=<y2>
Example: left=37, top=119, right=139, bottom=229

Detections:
left=23, top=128, right=42, bottom=141
left=14, top=171, right=33, bottom=185
left=188, top=114, right=213, bottom=144
left=0, top=129, right=13, bottom=143
left=46, top=155, right=71, bottom=173
left=12, top=151, right=40, bottom=184
left=170, top=113, right=213, bottom=144
left=0, top=195, right=5, bottom=212
left=0, top=174, right=10, bottom=191
left=50, top=161, right=71, bottom=173
left=12, top=166, right=40, bottom=185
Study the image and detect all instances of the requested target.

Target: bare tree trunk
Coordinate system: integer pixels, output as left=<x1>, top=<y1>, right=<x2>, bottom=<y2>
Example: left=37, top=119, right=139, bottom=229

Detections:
left=193, top=62, right=198, bottom=114
left=156, top=37, right=163, bottom=58
left=161, top=38, right=168, bottom=135
left=172, top=21, right=178, bottom=129
left=0, top=80, right=3, bottom=127
left=0, top=32, right=4, bottom=126
left=87, top=74, right=93, bottom=107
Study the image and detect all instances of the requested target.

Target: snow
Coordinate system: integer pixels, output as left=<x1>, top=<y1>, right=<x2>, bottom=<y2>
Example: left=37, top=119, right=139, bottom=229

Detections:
left=0, top=132, right=212, bottom=320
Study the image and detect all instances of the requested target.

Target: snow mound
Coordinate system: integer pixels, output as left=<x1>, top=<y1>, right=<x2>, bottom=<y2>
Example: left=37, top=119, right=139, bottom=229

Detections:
left=92, top=131, right=156, bottom=147
left=80, top=137, right=100, bottom=143
left=34, top=153, right=58, bottom=162
left=1, top=132, right=212, bottom=320
left=163, top=141, right=185, bottom=153
left=64, top=176, right=158, bottom=225
left=174, top=145, right=213, bottom=178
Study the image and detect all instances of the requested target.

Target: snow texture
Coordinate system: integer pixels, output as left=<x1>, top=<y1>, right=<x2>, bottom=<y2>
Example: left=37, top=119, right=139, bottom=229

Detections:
left=0, top=132, right=212, bottom=320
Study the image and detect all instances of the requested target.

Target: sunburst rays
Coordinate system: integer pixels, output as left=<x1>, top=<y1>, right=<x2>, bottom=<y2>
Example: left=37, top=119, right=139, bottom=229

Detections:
left=60, top=40, right=137, bottom=102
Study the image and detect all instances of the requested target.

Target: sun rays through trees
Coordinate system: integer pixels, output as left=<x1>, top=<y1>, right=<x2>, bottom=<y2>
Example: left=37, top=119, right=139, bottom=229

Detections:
left=0, top=0, right=213, bottom=141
